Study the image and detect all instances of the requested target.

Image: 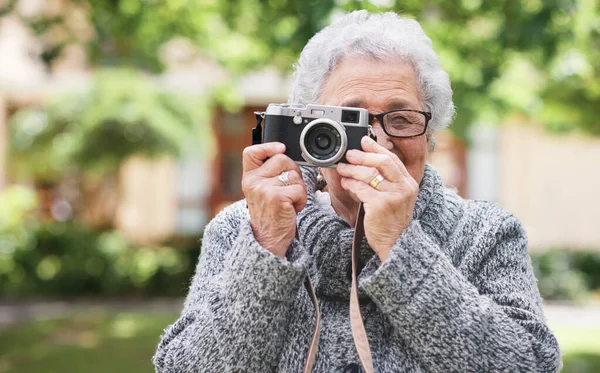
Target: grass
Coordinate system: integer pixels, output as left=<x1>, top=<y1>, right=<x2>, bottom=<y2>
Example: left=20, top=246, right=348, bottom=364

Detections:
left=551, top=324, right=600, bottom=373
left=0, top=312, right=175, bottom=373
left=0, top=313, right=598, bottom=373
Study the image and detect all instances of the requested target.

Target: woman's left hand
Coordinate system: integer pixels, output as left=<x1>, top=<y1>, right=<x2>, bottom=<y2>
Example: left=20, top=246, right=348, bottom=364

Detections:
left=336, top=136, right=419, bottom=262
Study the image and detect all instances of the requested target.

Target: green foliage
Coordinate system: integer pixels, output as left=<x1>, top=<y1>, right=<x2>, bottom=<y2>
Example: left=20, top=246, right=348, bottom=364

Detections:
left=215, top=0, right=337, bottom=73
left=531, top=249, right=600, bottom=302
left=8, top=108, right=69, bottom=183
left=569, top=251, right=600, bottom=290
left=0, top=186, right=38, bottom=274
left=330, top=1, right=600, bottom=140
left=3, top=0, right=599, bottom=138
left=0, top=185, right=38, bottom=234
left=0, top=0, right=338, bottom=73
left=1, top=0, right=220, bottom=72
left=0, top=221, right=201, bottom=298
left=190, top=0, right=600, bottom=139
left=9, top=69, right=208, bottom=181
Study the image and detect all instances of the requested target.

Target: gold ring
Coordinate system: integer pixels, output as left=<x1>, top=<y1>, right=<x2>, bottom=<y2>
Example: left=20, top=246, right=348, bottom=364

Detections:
left=369, top=174, right=384, bottom=189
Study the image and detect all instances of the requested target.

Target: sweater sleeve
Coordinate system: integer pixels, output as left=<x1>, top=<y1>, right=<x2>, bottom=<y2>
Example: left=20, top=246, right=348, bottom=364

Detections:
left=153, top=203, right=310, bottom=373
left=360, top=216, right=562, bottom=373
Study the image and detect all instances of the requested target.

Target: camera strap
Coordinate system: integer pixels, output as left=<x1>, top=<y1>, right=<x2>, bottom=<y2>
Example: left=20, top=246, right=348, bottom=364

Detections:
left=302, top=202, right=374, bottom=373
left=253, top=112, right=265, bottom=145
left=349, top=203, right=375, bottom=372
left=253, top=109, right=374, bottom=371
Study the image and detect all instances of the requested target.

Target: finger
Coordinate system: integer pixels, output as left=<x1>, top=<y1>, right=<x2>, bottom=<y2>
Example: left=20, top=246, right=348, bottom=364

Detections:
left=260, top=154, right=303, bottom=179
left=272, top=169, right=305, bottom=187
left=289, top=184, right=308, bottom=212
left=345, top=150, right=402, bottom=182
left=273, top=184, right=308, bottom=212
left=340, top=177, right=380, bottom=202
left=337, top=163, right=384, bottom=187
left=348, top=136, right=410, bottom=181
left=361, top=135, right=396, bottom=157
left=275, top=171, right=307, bottom=211
left=268, top=169, right=303, bottom=188
left=360, top=135, right=409, bottom=175
left=242, top=142, right=286, bottom=173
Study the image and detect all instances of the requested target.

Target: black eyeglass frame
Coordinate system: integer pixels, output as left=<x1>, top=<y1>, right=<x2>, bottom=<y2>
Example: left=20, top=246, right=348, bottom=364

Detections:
left=368, top=109, right=432, bottom=138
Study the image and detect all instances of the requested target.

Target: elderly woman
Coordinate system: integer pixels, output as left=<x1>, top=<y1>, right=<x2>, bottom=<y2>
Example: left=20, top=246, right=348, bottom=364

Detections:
left=154, top=10, right=561, bottom=373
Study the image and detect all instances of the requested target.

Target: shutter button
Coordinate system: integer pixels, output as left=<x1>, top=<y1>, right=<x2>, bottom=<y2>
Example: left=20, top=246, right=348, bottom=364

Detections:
left=343, top=363, right=362, bottom=373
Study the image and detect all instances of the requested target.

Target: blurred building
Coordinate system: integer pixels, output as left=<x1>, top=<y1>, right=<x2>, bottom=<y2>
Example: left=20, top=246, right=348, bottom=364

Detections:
left=498, top=122, right=600, bottom=250
left=1, top=10, right=599, bottom=250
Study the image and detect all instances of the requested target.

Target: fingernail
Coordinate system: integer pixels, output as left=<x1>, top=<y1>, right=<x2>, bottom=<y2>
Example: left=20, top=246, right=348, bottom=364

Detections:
left=363, top=136, right=374, bottom=143
left=346, top=150, right=357, bottom=158
left=276, top=143, right=285, bottom=151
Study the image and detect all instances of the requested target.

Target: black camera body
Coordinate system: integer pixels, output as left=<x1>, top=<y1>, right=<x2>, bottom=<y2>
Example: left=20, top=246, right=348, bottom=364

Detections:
left=261, top=104, right=371, bottom=168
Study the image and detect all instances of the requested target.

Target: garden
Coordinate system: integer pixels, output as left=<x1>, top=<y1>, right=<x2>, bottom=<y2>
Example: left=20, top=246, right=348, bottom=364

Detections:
left=1, top=184, right=599, bottom=372
left=1, top=0, right=600, bottom=372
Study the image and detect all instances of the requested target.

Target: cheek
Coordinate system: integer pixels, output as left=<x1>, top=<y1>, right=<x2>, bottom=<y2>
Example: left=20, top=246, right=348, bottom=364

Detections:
left=391, top=138, right=428, bottom=176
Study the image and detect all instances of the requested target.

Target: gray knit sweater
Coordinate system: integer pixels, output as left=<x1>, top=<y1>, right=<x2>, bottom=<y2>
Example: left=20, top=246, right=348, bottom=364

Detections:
left=154, top=164, right=561, bottom=373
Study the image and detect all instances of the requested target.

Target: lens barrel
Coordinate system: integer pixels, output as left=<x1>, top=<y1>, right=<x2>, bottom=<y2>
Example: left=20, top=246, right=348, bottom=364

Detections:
left=300, top=118, right=347, bottom=167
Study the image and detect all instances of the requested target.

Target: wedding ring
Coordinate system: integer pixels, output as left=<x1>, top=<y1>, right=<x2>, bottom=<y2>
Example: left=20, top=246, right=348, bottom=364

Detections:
left=369, top=174, right=384, bottom=189
left=278, top=171, right=290, bottom=186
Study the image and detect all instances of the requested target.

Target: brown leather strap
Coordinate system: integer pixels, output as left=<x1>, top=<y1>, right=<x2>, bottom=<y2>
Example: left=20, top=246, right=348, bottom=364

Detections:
left=303, top=274, right=321, bottom=373
left=350, top=203, right=375, bottom=372
left=302, top=203, right=374, bottom=372
left=297, top=229, right=320, bottom=373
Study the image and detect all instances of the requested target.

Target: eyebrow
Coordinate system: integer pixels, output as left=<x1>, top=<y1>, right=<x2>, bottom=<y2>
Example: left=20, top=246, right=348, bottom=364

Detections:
left=339, top=99, right=366, bottom=108
left=339, top=98, right=416, bottom=111
left=384, top=100, right=414, bottom=110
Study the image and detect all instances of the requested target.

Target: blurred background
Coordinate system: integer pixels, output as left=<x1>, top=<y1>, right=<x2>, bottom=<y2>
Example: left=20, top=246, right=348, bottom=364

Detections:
left=0, top=0, right=599, bottom=372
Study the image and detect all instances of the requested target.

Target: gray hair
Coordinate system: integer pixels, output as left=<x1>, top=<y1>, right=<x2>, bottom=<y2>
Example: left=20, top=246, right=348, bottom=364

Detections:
left=289, top=10, right=455, bottom=135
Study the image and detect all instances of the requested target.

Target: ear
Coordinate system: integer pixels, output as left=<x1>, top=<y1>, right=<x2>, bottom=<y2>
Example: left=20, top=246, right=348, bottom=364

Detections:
left=427, top=134, right=436, bottom=152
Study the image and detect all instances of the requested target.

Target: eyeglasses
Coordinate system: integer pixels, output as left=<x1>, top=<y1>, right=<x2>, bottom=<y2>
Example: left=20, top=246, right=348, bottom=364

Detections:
left=368, top=109, right=432, bottom=138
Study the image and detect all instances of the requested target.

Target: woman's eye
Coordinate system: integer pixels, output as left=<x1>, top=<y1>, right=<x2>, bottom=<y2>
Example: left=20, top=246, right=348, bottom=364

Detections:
left=389, top=115, right=411, bottom=126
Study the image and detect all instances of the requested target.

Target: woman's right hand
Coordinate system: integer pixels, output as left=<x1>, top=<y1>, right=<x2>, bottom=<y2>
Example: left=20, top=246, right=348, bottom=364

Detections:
left=241, top=142, right=307, bottom=257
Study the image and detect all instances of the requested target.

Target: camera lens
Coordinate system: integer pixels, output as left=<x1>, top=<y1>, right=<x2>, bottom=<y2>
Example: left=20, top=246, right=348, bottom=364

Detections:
left=341, top=109, right=360, bottom=124
left=315, top=134, right=331, bottom=150
left=300, top=118, right=347, bottom=167
left=305, top=125, right=339, bottom=160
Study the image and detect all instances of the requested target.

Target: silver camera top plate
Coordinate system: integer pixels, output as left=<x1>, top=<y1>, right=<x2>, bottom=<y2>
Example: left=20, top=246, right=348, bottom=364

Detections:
left=265, top=103, right=370, bottom=127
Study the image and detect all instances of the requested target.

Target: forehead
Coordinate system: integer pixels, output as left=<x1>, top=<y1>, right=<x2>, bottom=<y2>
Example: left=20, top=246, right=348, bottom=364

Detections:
left=320, top=57, right=422, bottom=110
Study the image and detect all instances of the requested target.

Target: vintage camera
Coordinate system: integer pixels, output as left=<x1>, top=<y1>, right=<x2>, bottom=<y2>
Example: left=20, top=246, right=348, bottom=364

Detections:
left=259, top=103, right=371, bottom=167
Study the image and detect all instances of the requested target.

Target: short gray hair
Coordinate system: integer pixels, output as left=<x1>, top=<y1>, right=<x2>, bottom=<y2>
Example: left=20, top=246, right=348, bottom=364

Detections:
left=289, top=10, right=455, bottom=134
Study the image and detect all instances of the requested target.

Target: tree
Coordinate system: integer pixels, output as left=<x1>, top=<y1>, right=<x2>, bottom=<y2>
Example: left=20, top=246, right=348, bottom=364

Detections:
left=9, top=69, right=208, bottom=228
left=197, top=0, right=600, bottom=138
left=2, top=0, right=599, bottom=138
left=333, top=0, right=600, bottom=139
left=0, top=0, right=337, bottom=73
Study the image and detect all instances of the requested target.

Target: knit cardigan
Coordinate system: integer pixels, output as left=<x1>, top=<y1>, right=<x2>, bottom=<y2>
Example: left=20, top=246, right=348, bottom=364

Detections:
left=153, top=164, right=561, bottom=373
